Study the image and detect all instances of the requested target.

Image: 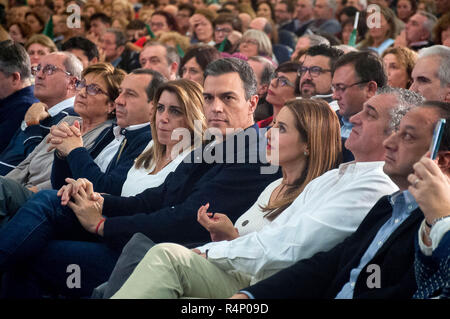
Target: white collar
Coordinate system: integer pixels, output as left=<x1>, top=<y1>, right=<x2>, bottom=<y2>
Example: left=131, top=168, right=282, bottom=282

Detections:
left=113, top=122, right=150, bottom=139
left=47, top=96, right=75, bottom=117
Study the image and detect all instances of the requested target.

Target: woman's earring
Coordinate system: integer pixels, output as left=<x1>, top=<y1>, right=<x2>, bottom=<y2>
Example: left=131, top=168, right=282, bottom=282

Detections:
left=304, top=151, right=308, bottom=156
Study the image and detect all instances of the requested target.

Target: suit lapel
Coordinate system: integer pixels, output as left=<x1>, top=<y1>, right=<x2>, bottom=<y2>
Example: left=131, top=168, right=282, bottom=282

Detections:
left=371, top=208, right=423, bottom=259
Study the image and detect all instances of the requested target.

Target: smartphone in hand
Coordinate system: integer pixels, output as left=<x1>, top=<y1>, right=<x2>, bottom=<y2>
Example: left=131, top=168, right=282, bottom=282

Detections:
left=429, top=119, right=446, bottom=160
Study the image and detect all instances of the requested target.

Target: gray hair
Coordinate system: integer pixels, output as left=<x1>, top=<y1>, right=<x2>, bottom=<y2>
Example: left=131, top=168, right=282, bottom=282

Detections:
left=327, top=0, right=337, bottom=15
left=142, top=41, right=180, bottom=66
left=106, top=28, right=127, bottom=47
left=376, top=86, right=425, bottom=131
left=416, top=10, right=437, bottom=41
left=0, top=40, right=31, bottom=81
left=247, top=56, right=275, bottom=86
left=61, top=51, right=83, bottom=79
left=333, top=44, right=358, bottom=53
left=418, top=45, right=450, bottom=87
left=303, top=34, right=330, bottom=47
left=241, top=29, right=273, bottom=58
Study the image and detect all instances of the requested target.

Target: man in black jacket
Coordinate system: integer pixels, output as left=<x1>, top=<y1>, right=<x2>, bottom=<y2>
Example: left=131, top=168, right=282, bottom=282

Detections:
left=232, top=100, right=450, bottom=299
left=0, top=58, right=280, bottom=298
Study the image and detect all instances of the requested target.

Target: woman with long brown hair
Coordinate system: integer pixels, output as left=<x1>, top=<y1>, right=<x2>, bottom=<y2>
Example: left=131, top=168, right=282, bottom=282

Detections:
left=197, top=98, right=342, bottom=241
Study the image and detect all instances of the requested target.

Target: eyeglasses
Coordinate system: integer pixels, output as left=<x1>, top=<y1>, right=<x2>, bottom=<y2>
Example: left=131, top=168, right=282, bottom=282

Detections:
left=75, top=79, right=107, bottom=96
left=31, top=64, right=71, bottom=77
left=272, top=75, right=295, bottom=88
left=298, top=66, right=331, bottom=78
left=150, top=22, right=166, bottom=29
left=331, top=81, right=368, bottom=94
left=241, top=38, right=258, bottom=46
left=215, top=27, right=232, bottom=34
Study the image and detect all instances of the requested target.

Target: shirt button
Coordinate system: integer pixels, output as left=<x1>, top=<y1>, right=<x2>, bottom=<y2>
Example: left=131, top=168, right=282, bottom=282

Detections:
left=378, top=241, right=383, bottom=246
left=408, top=205, right=413, bottom=210
left=351, top=282, right=355, bottom=287
left=394, top=218, right=400, bottom=224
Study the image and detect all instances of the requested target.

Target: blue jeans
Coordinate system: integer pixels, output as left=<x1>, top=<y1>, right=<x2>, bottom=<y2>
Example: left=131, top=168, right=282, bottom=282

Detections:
left=0, top=190, right=120, bottom=298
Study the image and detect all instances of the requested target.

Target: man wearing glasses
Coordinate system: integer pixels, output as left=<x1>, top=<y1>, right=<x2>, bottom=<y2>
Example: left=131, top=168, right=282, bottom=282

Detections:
left=331, top=51, right=387, bottom=161
left=0, top=52, right=81, bottom=176
left=296, top=45, right=343, bottom=105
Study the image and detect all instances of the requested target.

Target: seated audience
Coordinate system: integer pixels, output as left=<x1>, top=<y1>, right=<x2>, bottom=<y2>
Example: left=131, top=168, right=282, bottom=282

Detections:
left=97, top=97, right=342, bottom=298
left=0, top=58, right=280, bottom=298
left=231, top=98, right=449, bottom=299
left=48, top=69, right=160, bottom=196
left=0, top=63, right=125, bottom=218
left=109, top=88, right=415, bottom=299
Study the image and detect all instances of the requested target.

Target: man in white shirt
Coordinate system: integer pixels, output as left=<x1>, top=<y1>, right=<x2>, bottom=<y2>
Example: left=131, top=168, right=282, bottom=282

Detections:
left=109, top=87, right=423, bottom=299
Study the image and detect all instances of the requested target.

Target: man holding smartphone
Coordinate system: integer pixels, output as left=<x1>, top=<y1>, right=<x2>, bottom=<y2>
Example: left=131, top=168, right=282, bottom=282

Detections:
left=233, top=100, right=450, bottom=299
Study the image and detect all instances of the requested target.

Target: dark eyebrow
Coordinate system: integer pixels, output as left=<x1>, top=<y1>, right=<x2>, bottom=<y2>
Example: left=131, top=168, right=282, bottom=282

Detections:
left=366, top=104, right=378, bottom=114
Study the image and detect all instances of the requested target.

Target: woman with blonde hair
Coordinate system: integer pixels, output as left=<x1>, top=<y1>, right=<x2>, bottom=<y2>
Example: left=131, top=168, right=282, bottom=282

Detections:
left=108, top=98, right=343, bottom=299
left=382, top=46, right=418, bottom=89
left=197, top=98, right=342, bottom=241
left=123, top=79, right=208, bottom=196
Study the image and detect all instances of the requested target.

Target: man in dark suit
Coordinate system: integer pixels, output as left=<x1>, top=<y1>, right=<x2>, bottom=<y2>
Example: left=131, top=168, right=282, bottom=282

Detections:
left=232, top=100, right=450, bottom=299
left=0, top=41, right=38, bottom=154
left=0, top=58, right=280, bottom=298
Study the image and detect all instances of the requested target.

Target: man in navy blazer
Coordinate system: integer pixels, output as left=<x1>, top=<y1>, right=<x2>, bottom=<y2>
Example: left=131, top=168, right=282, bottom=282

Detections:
left=232, top=100, right=450, bottom=299
left=0, top=41, right=39, bottom=153
left=0, top=58, right=280, bottom=298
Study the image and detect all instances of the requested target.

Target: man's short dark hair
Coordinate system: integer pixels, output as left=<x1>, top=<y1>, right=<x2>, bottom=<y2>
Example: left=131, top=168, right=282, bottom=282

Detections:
left=178, top=3, right=196, bottom=16
left=248, top=56, right=275, bottom=86
left=204, top=58, right=257, bottom=100
left=126, top=19, right=146, bottom=31
left=305, top=44, right=344, bottom=69
left=90, top=13, right=112, bottom=25
left=333, top=50, right=387, bottom=88
left=278, top=0, right=295, bottom=13
left=0, top=40, right=31, bottom=80
left=131, top=68, right=167, bottom=102
left=62, top=36, right=99, bottom=62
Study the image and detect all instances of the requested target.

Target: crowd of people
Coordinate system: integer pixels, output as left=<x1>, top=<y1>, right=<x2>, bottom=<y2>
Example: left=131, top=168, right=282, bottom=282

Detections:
left=0, top=0, right=449, bottom=300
